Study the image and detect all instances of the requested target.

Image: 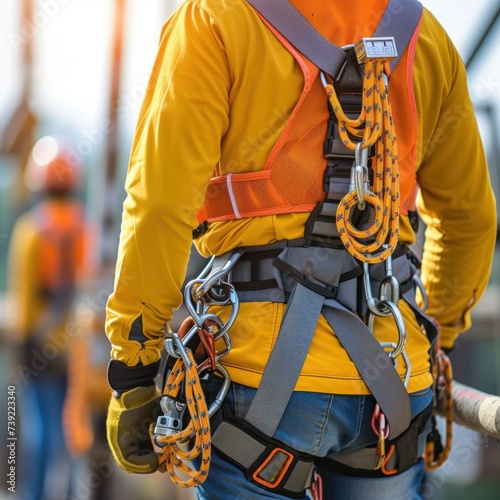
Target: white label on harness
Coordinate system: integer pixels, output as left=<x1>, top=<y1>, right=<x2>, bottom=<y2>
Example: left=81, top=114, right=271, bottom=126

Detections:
left=356, top=37, right=398, bottom=62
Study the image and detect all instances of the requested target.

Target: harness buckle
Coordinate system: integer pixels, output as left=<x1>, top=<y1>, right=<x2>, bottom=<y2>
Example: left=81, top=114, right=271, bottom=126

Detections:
left=251, top=447, right=296, bottom=490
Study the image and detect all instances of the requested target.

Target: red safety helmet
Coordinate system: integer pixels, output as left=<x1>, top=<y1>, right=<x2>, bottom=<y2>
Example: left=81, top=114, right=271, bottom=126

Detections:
left=25, top=136, right=82, bottom=194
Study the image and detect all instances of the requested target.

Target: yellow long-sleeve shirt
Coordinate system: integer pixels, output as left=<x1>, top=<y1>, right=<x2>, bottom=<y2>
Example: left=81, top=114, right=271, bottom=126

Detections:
left=106, top=0, right=496, bottom=394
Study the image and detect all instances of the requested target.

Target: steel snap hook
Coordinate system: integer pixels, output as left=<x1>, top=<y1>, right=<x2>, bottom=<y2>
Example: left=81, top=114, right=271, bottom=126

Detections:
left=412, top=273, right=428, bottom=311
left=196, top=363, right=231, bottom=418
left=377, top=299, right=406, bottom=360
left=194, top=249, right=244, bottom=299
left=165, top=331, right=192, bottom=368
left=184, top=279, right=208, bottom=327
left=352, top=142, right=369, bottom=210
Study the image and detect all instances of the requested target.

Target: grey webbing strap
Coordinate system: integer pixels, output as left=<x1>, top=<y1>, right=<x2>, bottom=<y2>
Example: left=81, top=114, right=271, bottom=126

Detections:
left=328, top=445, right=398, bottom=471
left=322, top=300, right=411, bottom=438
left=247, top=0, right=423, bottom=77
left=244, top=283, right=324, bottom=436
left=374, top=0, right=423, bottom=71
left=247, top=0, right=347, bottom=79
left=212, top=421, right=313, bottom=494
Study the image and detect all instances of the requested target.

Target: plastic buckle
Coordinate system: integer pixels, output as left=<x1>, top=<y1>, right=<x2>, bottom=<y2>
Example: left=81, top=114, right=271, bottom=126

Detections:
left=251, top=447, right=295, bottom=490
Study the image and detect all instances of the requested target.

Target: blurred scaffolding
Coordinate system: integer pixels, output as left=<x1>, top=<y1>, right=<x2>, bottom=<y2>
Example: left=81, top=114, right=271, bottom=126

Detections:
left=0, top=1, right=499, bottom=499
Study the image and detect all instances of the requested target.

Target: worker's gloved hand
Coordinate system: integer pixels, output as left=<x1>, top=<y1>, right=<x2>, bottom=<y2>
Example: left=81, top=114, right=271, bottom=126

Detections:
left=106, top=359, right=164, bottom=474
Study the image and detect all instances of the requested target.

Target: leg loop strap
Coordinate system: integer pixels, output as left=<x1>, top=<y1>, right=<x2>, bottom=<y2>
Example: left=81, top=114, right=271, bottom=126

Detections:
left=316, top=401, right=433, bottom=477
left=212, top=415, right=314, bottom=498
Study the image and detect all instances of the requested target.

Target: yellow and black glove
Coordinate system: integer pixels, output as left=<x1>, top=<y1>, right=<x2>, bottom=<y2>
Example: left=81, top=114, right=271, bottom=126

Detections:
left=106, top=360, right=164, bottom=474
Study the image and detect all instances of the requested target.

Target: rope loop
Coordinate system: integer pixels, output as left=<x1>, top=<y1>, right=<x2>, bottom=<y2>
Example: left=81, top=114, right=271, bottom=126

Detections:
left=325, top=58, right=400, bottom=263
left=156, top=350, right=211, bottom=487
left=425, top=349, right=454, bottom=471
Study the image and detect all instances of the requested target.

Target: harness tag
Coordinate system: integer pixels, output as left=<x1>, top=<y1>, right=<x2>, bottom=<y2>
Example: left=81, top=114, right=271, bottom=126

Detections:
left=355, top=37, right=398, bottom=64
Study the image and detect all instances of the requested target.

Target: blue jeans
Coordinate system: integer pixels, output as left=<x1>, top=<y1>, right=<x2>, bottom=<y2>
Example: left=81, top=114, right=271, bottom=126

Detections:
left=195, top=381, right=432, bottom=500
left=19, top=375, right=71, bottom=500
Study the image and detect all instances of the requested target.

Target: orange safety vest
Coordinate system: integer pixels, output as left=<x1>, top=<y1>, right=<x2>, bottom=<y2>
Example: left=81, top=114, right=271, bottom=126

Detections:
left=197, top=4, right=421, bottom=224
left=34, top=199, right=88, bottom=297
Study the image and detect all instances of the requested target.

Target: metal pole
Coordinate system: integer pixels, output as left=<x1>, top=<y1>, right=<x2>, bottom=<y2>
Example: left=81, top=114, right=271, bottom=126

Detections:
left=465, top=5, right=500, bottom=71
left=101, top=0, right=126, bottom=268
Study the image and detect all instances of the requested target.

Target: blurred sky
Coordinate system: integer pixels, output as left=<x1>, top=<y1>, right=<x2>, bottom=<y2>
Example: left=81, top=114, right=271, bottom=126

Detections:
left=0, top=0, right=499, bottom=192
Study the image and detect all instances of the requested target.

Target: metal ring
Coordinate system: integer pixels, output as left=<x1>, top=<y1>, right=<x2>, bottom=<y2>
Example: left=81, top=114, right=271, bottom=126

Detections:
left=367, top=300, right=406, bottom=360
left=364, top=262, right=392, bottom=317
left=379, top=274, right=400, bottom=305
left=379, top=342, right=411, bottom=388
left=378, top=299, right=406, bottom=360
left=412, top=273, right=428, bottom=311
left=354, top=164, right=366, bottom=211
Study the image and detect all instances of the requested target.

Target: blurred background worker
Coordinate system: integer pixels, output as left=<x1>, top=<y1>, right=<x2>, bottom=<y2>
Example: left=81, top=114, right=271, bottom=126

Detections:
left=6, top=135, right=94, bottom=500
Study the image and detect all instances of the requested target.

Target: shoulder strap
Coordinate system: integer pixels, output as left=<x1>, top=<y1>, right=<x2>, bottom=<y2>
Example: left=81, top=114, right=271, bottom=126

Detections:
left=246, top=0, right=423, bottom=76
left=247, top=0, right=347, bottom=79
left=373, top=0, right=423, bottom=71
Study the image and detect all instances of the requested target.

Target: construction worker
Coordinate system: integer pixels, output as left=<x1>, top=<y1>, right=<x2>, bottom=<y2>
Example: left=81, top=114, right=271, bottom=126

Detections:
left=7, top=135, right=93, bottom=500
left=105, top=1, right=496, bottom=499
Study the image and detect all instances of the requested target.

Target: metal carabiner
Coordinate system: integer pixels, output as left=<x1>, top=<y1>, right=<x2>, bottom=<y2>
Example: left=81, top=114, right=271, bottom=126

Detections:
left=197, top=362, right=231, bottom=418
left=353, top=142, right=370, bottom=211
left=202, top=281, right=238, bottom=307
left=320, top=70, right=329, bottom=89
left=165, top=331, right=192, bottom=368
left=211, top=285, right=240, bottom=338
left=184, top=279, right=209, bottom=326
left=193, top=249, right=244, bottom=300
left=379, top=255, right=400, bottom=305
left=154, top=395, right=187, bottom=444
left=363, top=262, right=391, bottom=317
left=196, top=330, right=232, bottom=374
left=368, top=299, right=406, bottom=360
left=378, top=341, right=411, bottom=387
left=412, top=273, right=428, bottom=311
left=371, top=403, right=390, bottom=469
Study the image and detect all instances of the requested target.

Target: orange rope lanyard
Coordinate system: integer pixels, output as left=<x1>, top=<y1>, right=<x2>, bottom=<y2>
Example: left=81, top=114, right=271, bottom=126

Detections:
left=425, top=350, right=454, bottom=470
left=156, top=350, right=211, bottom=487
left=324, top=59, right=400, bottom=263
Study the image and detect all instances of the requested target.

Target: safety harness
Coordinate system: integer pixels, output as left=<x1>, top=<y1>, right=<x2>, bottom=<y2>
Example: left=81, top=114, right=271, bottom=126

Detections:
left=154, top=0, right=452, bottom=496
